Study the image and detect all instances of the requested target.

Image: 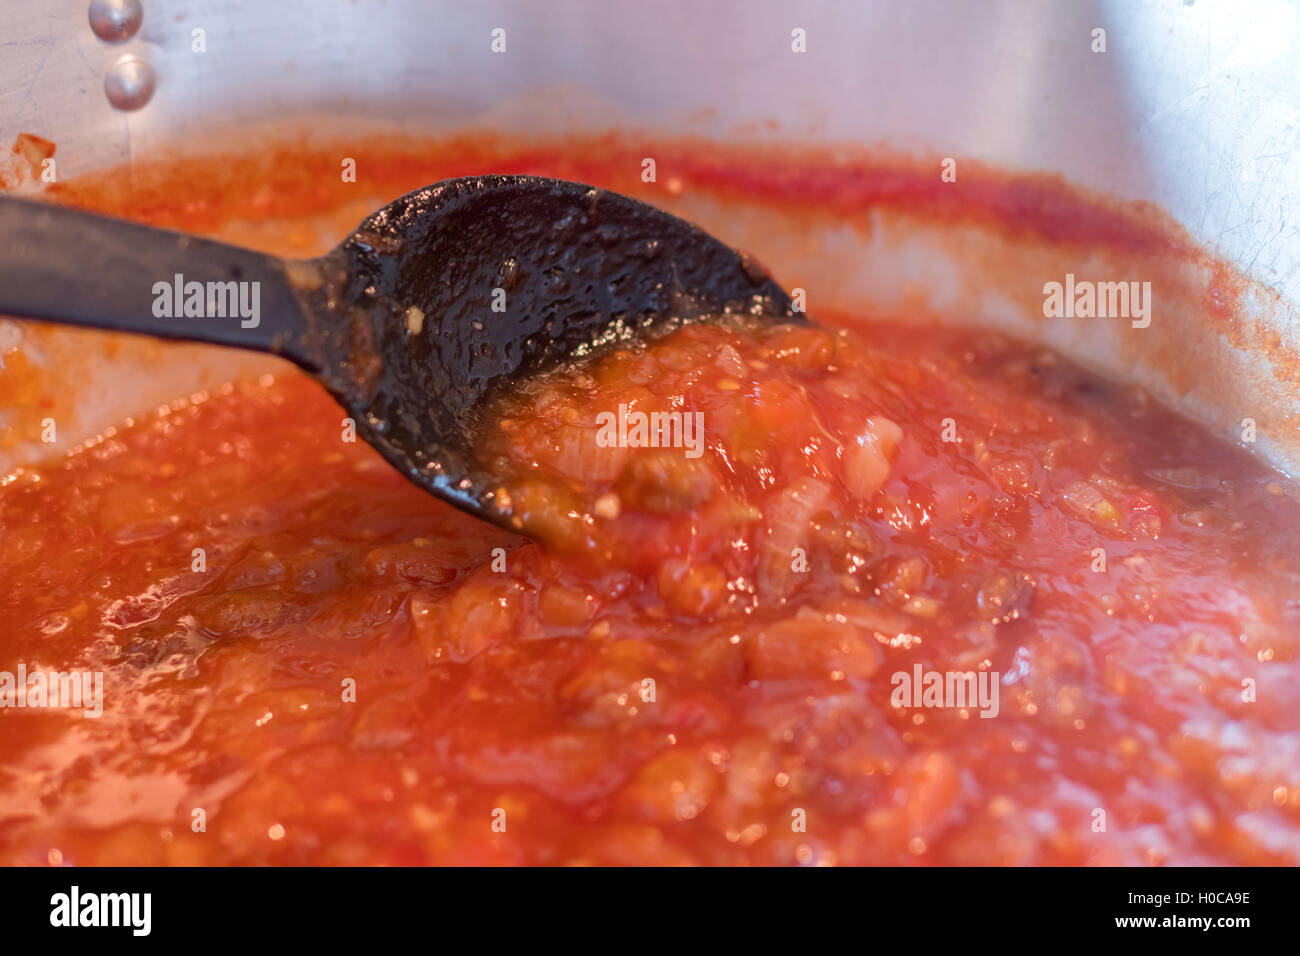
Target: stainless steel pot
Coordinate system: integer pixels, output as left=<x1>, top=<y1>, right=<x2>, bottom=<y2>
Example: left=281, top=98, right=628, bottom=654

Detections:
left=2, top=0, right=1297, bottom=469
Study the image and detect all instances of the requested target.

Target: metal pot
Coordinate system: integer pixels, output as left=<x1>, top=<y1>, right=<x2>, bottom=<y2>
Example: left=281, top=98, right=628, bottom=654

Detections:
left=2, top=0, right=1297, bottom=469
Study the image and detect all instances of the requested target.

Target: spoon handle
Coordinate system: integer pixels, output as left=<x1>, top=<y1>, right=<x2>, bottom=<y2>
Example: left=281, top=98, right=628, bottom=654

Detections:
left=0, top=195, right=310, bottom=358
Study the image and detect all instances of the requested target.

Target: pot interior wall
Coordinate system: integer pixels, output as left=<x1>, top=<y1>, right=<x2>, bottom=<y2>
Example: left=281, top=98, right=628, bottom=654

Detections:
left=1, top=0, right=1297, bottom=472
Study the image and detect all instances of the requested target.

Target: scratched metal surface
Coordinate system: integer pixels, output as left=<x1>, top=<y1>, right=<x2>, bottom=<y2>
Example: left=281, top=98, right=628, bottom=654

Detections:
left=3, top=0, right=1295, bottom=298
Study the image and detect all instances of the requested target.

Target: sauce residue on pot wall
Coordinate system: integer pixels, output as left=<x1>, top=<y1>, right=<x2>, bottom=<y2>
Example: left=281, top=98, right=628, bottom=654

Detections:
left=4, top=129, right=1296, bottom=473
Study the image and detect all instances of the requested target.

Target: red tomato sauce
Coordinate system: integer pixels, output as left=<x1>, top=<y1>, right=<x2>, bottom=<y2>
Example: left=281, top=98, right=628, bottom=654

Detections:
left=2, top=143, right=1299, bottom=866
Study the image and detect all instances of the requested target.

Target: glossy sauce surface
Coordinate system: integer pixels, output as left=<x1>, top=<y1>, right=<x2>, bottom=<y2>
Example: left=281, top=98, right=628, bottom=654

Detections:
left=3, top=150, right=1300, bottom=865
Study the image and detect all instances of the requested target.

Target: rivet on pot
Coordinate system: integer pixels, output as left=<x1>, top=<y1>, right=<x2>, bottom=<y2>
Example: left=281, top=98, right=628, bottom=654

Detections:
left=104, top=55, right=156, bottom=111
left=88, top=0, right=143, bottom=43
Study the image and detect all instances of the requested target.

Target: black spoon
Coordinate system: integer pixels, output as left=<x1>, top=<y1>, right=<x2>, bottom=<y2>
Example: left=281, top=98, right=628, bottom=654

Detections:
left=0, top=176, right=795, bottom=531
